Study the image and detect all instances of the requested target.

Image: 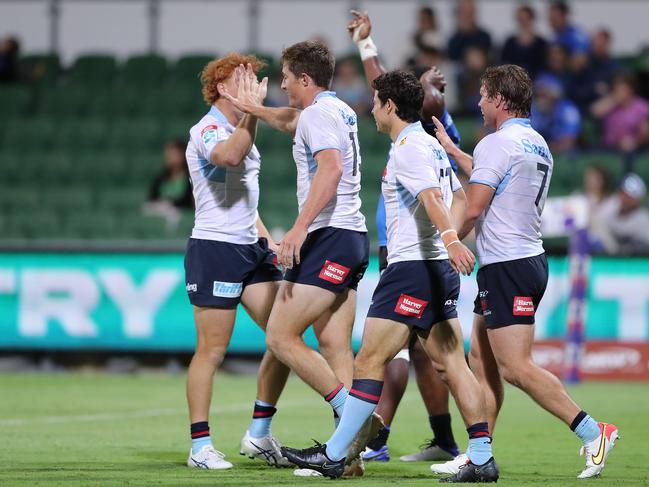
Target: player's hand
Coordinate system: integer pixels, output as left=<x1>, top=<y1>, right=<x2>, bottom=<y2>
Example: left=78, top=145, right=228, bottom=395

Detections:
left=431, top=116, right=455, bottom=153
left=277, top=226, right=307, bottom=269
left=447, top=242, right=475, bottom=276
left=347, top=10, right=372, bottom=41
left=267, top=239, right=280, bottom=254
left=223, top=63, right=268, bottom=113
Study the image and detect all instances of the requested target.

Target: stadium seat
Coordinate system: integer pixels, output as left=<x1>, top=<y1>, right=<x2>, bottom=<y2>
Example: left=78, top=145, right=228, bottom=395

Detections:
left=53, top=118, right=108, bottom=152
left=172, top=54, right=216, bottom=85
left=37, top=86, right=93, bottom=118
left=119, top=214, right=168, bottom=238
left=6, top=210, right=61, bottom=239
left=107, top=118, right=163, bottom=151
left=0, top=186, right=40, bottom=211
left=42, top=188, right=93, bottom=212
left=22, top=151, right=73, bottom=185
left=69, top=54, right=117, bottom=86
left=121, top=54, right=168, bottom=85
left=2, top=119, right=54, bottom=151
left=62, top=210, right=118, bottom=239
left=0, top=86, right=33, bottom=117
left=71, top=150, right=129, bottom=185
left=97, top=187, right=147, bottom=212
left=127, top=151, right=162, bottom=182
left=19, top=53, right=61, bottom=85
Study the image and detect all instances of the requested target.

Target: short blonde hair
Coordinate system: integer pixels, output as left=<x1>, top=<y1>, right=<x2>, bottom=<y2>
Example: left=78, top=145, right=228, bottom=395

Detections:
left=200, top=52, right=267, bottom=105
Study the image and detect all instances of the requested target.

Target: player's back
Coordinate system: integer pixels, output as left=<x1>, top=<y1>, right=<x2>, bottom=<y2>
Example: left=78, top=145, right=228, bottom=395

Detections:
left=470, top=118, right=553, bottom=265
left=293, top=91, right=366, bottom=233
left=186, top=106, right=260, bottom=244
left=383, top=122, right=459, bottom=264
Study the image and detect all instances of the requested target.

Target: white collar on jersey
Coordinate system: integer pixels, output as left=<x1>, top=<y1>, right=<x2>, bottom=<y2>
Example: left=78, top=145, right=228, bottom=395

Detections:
left=208, top=105, right=230, bottom=125
left=396, top=121, right=424, bottom=141
left=313, top=91, right=337, bottom=104
left=499, top=117, right=531, bottom=130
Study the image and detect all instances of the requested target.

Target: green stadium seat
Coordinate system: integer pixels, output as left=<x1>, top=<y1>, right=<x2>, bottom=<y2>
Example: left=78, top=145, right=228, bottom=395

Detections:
left=21, top=151, right=73, bottom=185
left=53, top=118, right=108, bottom=151
left=70, top=54, right=117, bottom=86
left=97, top=187, right=147, bottom=212
left=0, top=186, right=40, bottom=211
left=162, top=119, right=193, bottom=141
left=42, top=188, right=93, bottom=212
left=127, top=151, right=162, bottom=182
left=19, top=53, right=61, bottom=85
left=62, top=210, right=118, bottom=239
left=172, top=54, right=215, bottom=85
left=0, top=86, right=33, bottom=117
left=159, top=85, right=206, bottom=117
left=121, top=54, right=167, bottom=85
left=70, top=150, right=129, bottom=185
left=37, top=86, right=93, bottom=118
left=6, top=210, right=61, bottom=239
left=2, top=119, right=55, bottom=151
left=107, top=118, right=162, bottom=151
left=119, top=214, right=168, bottom=239
left=255, top=124, right=293, bottom=153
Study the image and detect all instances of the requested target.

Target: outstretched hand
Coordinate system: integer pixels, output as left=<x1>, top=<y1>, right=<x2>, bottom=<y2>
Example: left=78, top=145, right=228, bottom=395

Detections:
left=431, top=116, right=455, bottom=153
left=347, top=10, right=372, bottom=41
left=222, top=63, right=268, bottom=114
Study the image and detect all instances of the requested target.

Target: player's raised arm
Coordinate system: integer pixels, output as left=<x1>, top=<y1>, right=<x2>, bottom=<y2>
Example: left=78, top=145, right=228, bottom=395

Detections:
left=431, top=115, right=474, bottom=176
left=223, top=64, right=300, bottom=134
left=347, top=10, right=387, bottom=88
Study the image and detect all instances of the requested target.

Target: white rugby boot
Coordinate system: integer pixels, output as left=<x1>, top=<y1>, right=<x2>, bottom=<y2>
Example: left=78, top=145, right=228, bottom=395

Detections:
left=578, top=422, right=619, bottom=479
left=187, top=445, right=233, bottom=470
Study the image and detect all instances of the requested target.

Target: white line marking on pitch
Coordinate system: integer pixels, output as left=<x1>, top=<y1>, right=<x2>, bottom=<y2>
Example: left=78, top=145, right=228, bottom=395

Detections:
left=0, top=398, right=319, bottom=426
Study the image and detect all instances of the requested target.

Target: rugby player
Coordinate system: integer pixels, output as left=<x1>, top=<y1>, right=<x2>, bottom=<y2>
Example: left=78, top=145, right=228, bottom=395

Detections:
left=433, top=64, right=619, bottom=479
left=223, top=42, right=373, bottom=474
left=348, top=10, right=462, bottom=463
left=281, top=70, right=499, bottom=483
left=184, top=53, right=291, bottom=470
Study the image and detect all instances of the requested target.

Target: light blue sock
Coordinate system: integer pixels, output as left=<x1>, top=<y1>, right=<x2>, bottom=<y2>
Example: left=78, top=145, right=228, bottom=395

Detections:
left=248, top=400, right=276, bottom=438
left=334, top=411, right=341, bottom=428
left=574, top=414, right=600, bottom=444
left=325, top=395, right=376, bottom=461
left=467, top=437, right=492, bottom=465
left=191, top=436, right=212, bottom=454
left=325, top=385, right=348, bottom=418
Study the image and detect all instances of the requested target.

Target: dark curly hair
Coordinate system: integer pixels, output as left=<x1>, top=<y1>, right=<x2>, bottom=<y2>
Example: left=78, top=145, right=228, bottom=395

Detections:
left=281, top=40, right=335, bottom=89
left=480, top=64, right=533, bottom=117
left=372, top=70, right=424, bottom=123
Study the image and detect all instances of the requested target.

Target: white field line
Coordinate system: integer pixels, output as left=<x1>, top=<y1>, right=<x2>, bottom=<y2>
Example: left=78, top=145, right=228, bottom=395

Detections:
left=0, top=397, right=319, bottom=426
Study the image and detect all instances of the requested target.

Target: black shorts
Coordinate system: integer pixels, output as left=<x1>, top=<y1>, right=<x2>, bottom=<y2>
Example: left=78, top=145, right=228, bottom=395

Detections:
left=367, top=260, right=460, bottom=331
left=473, top=253, right=548, bottom=328
left=283, top=227, right=369, bottom=294
left=184, top=237, right=282, bottom=308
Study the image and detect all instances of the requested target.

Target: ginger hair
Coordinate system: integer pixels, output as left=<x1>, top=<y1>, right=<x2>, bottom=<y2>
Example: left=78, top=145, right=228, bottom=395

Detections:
left=200, top=52, right=267, bottom=105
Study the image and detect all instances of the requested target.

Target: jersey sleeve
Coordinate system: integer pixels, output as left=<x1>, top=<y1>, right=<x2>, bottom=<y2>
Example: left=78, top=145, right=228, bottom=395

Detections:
left=450, top=169, right=462, bottom=192
left=299, top=107, right=345, bottom=155
left=470, top=136, right=509, bottom=190
left=394, top=139, right=440, bottom=198
left=195, top=122, right=229, bottom=161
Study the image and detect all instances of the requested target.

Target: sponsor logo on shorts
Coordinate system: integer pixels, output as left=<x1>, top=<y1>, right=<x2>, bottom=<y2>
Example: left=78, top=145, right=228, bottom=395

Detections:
left=186, top=283, right=197, bottom=293
left=513, top=296, right=535, bottom=316
left=201, top=124, right=220, bottom=145
left=394, top=293, right=428, bottom=318
left=212, top=281, right=243, bottom=298
left=318, top=260, right=350, bottom=284
left=444, top=299, right=458, bottom=307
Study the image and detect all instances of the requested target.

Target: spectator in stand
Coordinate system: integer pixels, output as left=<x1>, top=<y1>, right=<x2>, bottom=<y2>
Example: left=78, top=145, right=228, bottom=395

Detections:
left=543, top=43, right=571, bottom=90
left=590, top=29, right=619, bottom=96
left=0, top=36, right=20, bottom=84
left=332, top=56, right=371, bottom=115
left=591, top=173, right=649, bottom=255
left=565, top=50, right=597, bottom=115
left=548, top=1, right=590, bottom=55
left=447, top=0, right=492, bottom=62
left=413, top=6, right=445, bottom=54
left=501, top=4, right=548, bottom=79
left=591, top=73, right=649, bottom=155
left=530, top=74, right=581, bottom=153
left=583, top=165, right=613, bottom=211
left=457, top=45, right=488, bottom=115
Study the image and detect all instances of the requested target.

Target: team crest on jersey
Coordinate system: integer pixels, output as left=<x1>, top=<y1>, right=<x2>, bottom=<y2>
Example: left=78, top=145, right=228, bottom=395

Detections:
left=399, top=137, right=407, bottom=146
left=338, top=109, right=357, bottom=126
left=394, top=293, right=428, bottom=318
left=201, top=124, right=220, bottom=145
left=318, top=260, right=350, bottom=284
left=513, top=296, right=535, bottom=316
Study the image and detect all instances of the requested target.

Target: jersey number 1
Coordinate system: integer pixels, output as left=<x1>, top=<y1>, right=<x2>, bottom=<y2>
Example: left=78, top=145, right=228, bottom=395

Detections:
left=349, top=132, right=359, bottom=176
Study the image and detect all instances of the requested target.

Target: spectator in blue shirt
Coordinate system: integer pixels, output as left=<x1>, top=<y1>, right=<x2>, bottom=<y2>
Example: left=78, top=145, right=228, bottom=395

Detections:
left=548, top=1, right=590, bottom=54
left=501, top=5, right=548, bottom=79
left=447, top=0, right=492, bottom=62
left=531, top=74, right=581, bottom=153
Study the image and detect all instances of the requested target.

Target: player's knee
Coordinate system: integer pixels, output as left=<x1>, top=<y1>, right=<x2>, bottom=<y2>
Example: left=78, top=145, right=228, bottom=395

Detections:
left=265, top=330, right=294, bottom=359
left=195, top=344, right=227, bottom=367
left=499, top=362, right=526, bottom=388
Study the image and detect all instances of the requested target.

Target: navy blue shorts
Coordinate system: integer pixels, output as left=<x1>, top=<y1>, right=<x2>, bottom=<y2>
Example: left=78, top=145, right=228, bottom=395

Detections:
left=283, top=227, right=369, bottom=294
left=367, top=260, right=460, bottom=331
left=473, top=253, right=548, bottom=328
left=184, top=237, right=282, bottom=308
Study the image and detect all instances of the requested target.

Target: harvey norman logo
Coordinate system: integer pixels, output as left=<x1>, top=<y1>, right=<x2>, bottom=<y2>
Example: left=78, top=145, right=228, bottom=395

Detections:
left=318, top=261, right=350, bottom=284
left=212, top=281, right=243, bottom=298
left=395, top=293, right=428, bottom=318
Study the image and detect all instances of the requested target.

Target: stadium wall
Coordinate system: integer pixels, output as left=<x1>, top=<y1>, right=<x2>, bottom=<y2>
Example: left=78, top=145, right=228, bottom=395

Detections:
left=1, top=253, right=648, bottom=353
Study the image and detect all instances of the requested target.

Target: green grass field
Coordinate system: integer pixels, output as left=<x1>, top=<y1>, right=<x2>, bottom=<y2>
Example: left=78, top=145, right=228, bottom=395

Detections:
left=0, top=372, right=646, bottom=486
